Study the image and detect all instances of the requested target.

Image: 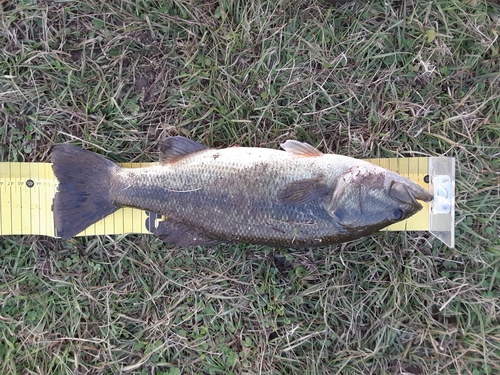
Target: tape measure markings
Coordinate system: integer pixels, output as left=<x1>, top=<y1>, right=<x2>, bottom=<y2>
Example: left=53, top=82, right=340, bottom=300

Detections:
left=1, top=158, right=432, bottom=237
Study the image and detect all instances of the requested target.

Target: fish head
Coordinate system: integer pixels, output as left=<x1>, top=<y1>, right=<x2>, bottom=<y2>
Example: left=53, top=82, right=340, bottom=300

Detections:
left=324, top=165, right=433, bottom=232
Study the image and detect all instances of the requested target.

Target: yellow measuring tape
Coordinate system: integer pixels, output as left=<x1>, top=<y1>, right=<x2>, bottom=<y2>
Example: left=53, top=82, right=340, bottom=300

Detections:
left=0, top=157, right=455, bottom=246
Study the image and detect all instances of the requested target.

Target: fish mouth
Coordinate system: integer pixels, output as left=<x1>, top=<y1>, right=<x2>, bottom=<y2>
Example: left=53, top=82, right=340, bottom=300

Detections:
left=389, top=179, right=433, bottom=207
left=411, top=185, right=433, bottom=203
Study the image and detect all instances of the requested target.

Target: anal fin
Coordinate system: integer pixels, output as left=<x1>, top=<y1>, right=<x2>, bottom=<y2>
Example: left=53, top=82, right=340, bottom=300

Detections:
left=154, top=219, right=219, bottom=247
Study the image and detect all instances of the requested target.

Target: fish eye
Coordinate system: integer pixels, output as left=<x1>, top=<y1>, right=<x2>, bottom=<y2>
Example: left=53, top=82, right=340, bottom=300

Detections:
left=393, top=209, right=404, bottom=220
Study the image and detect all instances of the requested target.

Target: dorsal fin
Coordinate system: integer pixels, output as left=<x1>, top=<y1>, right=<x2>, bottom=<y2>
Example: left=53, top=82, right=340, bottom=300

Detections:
left=280, top=140, right=323, bottom=157
left=159, top=136, right=208, bottom=164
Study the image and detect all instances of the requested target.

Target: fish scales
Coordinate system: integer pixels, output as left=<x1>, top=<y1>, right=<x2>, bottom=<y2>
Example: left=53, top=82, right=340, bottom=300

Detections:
left=51, top=136, right=433, bottom=247
left=110, top=148, right=357, bottom=246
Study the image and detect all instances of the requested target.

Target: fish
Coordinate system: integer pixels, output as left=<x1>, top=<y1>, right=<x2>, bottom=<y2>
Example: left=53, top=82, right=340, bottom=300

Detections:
left=51, top=136, right=433, bottom=247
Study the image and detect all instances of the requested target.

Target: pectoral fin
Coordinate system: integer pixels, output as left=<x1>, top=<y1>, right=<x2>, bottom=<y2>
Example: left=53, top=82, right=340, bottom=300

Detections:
left=277, top=176, right=331, bottom=205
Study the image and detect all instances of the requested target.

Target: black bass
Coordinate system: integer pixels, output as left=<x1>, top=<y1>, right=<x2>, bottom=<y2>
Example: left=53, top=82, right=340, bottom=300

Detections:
left=51, top=136, right=432, bottom=247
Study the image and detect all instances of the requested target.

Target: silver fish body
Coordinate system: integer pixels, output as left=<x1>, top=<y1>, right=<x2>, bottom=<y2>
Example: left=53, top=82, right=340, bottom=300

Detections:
left=51, top=137, right=432, bottom=247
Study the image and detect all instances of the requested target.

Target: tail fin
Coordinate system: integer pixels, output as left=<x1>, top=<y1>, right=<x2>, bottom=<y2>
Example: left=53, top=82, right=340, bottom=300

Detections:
left=51, top=145, right=120, bottom=240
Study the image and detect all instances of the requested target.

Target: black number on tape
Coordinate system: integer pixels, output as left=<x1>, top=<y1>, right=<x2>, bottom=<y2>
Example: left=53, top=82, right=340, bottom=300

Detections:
left=145, top=211, right=162, bottom=232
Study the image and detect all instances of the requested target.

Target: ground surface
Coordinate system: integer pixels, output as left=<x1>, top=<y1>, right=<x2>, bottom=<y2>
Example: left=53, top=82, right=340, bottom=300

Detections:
left=0, top=0, right=499, bottom=374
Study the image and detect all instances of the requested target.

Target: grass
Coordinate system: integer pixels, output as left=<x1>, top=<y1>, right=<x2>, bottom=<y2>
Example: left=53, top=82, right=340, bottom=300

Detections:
left=0, top=0, right=499, bottom=374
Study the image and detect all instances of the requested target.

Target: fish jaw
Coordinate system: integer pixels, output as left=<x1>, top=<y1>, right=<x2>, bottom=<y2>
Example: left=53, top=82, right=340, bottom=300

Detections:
left=388, top=174, right=433, bottom=205
left=324, top=165, right=432, bottom=231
